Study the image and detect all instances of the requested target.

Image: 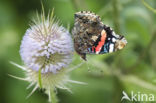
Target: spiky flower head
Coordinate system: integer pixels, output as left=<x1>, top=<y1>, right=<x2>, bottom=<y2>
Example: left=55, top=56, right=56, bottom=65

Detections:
left=20, top=10, right=73, bottom=74
left=10, top=9, right=85, bottom=102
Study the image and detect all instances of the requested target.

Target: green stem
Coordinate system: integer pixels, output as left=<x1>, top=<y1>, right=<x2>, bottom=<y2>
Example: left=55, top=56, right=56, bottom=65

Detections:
left=112, top=1, right=124, bottom=103
left=49, top=88, right=58, bottom=103
left=112, top=0, right=123, bottom=68
left=142, top=0, right=156, bottom=14
left=38, top=69, right=42, bottom=88
left=112, top=0, right=120, bottom=34
left=71, top=0, right=79, bottom=11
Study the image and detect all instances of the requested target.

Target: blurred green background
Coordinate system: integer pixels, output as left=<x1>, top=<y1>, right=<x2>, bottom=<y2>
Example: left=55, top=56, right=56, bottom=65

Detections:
left=0, top=0, right=156, bottom=103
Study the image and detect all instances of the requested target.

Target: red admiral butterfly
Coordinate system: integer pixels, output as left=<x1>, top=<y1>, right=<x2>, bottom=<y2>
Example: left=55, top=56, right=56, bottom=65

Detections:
left=72, top=11, right=127, bottom=60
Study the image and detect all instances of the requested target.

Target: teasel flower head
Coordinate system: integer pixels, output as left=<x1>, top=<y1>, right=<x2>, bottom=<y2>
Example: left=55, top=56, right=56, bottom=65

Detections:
left=20, top=10, right=73, bottom=74
left=10, top=9, right=85, bottom=102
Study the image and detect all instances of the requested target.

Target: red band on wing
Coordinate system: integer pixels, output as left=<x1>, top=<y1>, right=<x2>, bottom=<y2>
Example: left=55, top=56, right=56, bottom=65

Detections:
left=95, top=30, right=107, bottom=53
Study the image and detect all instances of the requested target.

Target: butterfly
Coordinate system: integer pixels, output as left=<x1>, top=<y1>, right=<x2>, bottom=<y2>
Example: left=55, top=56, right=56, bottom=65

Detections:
left=72, top=11, right=127, bottom=61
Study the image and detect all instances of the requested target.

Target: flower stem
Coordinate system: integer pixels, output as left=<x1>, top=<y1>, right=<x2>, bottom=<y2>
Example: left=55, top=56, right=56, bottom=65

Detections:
left=38, top=69, right=42, bottom=88
left=49, top=88, right=58, bottom=103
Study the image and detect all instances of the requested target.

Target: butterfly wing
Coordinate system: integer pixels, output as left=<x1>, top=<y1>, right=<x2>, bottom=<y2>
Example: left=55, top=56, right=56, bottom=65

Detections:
left=86, top=25, right=127, bottom=54
left=72, top=11, right=104, bottom=60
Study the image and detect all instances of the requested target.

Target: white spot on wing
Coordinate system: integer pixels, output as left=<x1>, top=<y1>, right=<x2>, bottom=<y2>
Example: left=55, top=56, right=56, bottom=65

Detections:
left=112, top=32, right=119, bottom=38
left=91, top=36, right=98, bottom=41
left=109, top=44, right=114, bottom=53
left=112, top=38, right=116, bottom=42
